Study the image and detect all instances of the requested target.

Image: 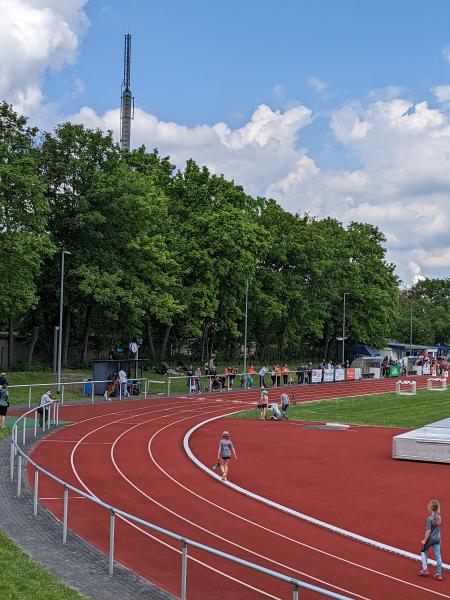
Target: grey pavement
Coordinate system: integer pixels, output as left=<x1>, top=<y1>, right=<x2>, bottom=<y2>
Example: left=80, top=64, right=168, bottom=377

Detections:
left=0, top=430, right=177, bottom=600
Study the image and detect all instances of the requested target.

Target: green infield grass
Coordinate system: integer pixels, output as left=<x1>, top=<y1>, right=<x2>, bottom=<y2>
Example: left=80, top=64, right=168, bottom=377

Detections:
left=230, top=388, right=450, bottom=429
left=0, top=530, right=86, bottom=599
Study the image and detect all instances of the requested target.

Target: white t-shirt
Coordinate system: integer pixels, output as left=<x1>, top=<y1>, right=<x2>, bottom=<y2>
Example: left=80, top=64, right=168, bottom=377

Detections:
left=118, top=370, right=127, bottom=383
left=40, top=393, right=52, bottom=406
left=259, top=366, right=268, bottom=376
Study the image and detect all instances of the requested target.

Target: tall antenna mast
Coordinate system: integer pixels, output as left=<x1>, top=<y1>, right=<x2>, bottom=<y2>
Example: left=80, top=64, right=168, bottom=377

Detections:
left=120, top=33, right=134, bottom=151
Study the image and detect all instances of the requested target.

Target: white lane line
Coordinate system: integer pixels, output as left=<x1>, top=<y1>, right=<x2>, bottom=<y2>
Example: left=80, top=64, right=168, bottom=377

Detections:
left=108, top=415, right=369, bottom=600
left=147, top=414, right=450, bottom=599
left=68, top=402, right=282, bottom=599
left=183, top=413, right=450, bottom=573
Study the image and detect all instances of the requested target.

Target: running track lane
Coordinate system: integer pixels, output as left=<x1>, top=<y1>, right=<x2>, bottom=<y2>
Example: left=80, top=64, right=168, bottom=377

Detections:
left=27, top=391, right=448, bottom=599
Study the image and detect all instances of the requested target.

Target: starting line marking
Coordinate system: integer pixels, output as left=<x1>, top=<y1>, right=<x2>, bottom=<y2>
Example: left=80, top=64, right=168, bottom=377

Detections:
left=183, top=412, right=450, bottom=572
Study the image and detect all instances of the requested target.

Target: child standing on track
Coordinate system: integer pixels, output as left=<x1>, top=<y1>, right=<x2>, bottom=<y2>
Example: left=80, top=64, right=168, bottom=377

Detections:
left=418, top=499, right=443, bottom=580
left=257, top=389, right=269, bottom=420
left=217, top=431, right=237, bottom=481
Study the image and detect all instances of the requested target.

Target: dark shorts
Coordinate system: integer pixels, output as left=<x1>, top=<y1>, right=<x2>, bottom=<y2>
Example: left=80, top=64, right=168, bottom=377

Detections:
left=220, top=456, right=230, bottom=461
left=0, top=406, right=7, bottom=416
left=257, top=403, right=267, bottom=409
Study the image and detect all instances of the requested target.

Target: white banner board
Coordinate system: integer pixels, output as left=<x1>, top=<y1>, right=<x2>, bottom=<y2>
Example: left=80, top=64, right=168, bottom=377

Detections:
left=311, top=369, right=322, bottom=383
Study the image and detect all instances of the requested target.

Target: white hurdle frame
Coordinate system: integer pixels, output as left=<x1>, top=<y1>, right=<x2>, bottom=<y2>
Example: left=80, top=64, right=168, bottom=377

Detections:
left=427, top=377, right=447, bottom=391
left=395, top=380, right=417, bottom=396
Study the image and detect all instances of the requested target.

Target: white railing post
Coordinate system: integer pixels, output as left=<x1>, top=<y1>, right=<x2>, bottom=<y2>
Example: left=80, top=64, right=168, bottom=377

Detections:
left=63, top=486, right=69, bottom=543
left=33, top=469, right=39, bottom=516
left=181, top=539, right=188, bottom=600
left=22, top=417, right=26, bottom=445
left=91, top=381, right=95, bottom=404
left=10, top=438, right=15, bottom=481
left=167, top=377, right=171, bottom=397
left=144, top=378, right=148, bottom=399
left=28, top=385, right=32, bottom=408
left=17, top=454, right=22, bottom=497
left=61, top=383, right=65, bottom=406
left=14, top=426, right=18, bottom=456
left=109, top=510, right=115, bottom=575
left=56, top=402, right=60, bottom=427
left=292, top=582, right=299, bottom=600
left=34, top=410, right=37, bottom=438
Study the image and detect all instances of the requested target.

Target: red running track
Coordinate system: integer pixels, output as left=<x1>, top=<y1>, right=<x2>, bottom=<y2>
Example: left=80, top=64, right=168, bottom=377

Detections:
left=26, top=378, right=449, bottom=599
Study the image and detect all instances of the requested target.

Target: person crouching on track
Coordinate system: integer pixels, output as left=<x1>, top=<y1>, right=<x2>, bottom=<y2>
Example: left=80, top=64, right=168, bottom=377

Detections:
left=269, top=402, right=283, bottom=420
left=419, top=499, right=443, bottom=580
left=257, top=389, right=269, bottom=420
left=217, top=431, right=237, bottom=482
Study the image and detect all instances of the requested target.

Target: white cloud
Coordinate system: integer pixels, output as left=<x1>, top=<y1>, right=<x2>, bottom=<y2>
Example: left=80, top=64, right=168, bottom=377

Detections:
left=433, top=84, right=450, bottom=106
left=70, top=94, right=450, bottom=284
left=0, top=0, right=88, bottom=114
left=70, top=103, right=313, bottom=197
left=307, top=77, right=327, bottom=93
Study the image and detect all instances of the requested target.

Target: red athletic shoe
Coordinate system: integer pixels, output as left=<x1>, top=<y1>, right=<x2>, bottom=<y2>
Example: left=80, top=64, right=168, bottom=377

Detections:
left=418, top=570, right=430, bottom=577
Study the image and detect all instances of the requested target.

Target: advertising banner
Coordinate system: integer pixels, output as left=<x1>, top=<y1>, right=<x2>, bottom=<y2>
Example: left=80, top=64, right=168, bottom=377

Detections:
left=323, top=368, right=334, bottom=383
left=422, top=364, right=431, bottom=375
left=355, top=368, right=362, bottom=380
left=311, top=369, right=323, bottom=383
left=334, top=368, right=345, bottom=382
left=346, top=368, right=356, bottom=381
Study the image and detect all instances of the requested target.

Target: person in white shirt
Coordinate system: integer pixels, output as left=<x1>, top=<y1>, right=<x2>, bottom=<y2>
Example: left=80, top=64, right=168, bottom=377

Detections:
left=38, top=389, right=54, bottom=427
left=118, top=369, right=129, bottom=397
left=259, top=366, right=268, bottom=388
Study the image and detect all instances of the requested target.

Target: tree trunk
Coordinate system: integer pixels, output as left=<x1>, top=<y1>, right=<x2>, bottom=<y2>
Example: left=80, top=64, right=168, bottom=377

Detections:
left=8, top=317, right=14, bottom=367
left=81, top=305, right=92, bottom=364
left=146, top=318, right=156, bottom=363
left=26, top=326, right=39, bottom=368
left=160, top=324, right=172, bottom=362
left=63, top=308, right=71, bottom=367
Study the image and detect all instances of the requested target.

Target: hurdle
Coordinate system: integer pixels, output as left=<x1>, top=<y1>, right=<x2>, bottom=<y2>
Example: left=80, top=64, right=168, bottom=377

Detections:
left=396, top=380, right=416, bottom=396
left=427, top=377, right=447, bottom=392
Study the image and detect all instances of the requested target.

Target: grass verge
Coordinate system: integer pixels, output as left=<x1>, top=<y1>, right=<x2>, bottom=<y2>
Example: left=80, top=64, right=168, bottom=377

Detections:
left=0, top=530, right=86, bottom=599
left=229, top=388, right=450, bottom=429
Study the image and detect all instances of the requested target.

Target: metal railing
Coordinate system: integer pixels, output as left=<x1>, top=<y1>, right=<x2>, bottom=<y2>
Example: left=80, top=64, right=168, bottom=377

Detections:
left=10, top=405, right=352, bottom=600
left=167, top=368, right=364, bottom=396
left=7, top=377, right=166, bottom=408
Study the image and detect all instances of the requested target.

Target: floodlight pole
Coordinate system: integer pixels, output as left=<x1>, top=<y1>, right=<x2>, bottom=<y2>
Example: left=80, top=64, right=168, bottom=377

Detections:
left=342, top=293, right=349, bottom=365
left=409, top=300, right=413, bottom=356
left=57, top=251, right=71, bottom=392
left=243, top=280, right=249, bottom=390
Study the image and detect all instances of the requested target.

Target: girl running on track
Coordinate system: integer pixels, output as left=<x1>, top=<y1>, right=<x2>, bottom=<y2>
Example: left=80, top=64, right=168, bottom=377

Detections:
left=418, top=499, right=443, bottom=580
left=217, top=431, right=237, bottom=481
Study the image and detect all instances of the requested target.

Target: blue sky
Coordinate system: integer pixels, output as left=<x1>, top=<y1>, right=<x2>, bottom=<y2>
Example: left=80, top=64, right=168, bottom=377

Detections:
left=3, top=0, right=450, bottom=282
left=48, top=0, right=450, bottom=126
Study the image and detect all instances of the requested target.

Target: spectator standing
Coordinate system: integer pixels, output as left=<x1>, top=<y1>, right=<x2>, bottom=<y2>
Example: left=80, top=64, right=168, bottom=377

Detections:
left=217, top=431, right=237, bottom=481
left=418, top=499, right=442, bottom=580
left=0, top=373, right=8, bottom=387
left=259, top=365, right=268, bottom=388
left=270, top=366, right=277, bottom=387
left=296, top=364, right=304, bottom=385
left=276, top=365, right=282, bottom=387
left=281, top=364, right=289, bottom=386
left=247, top=365, right=256, bottom=388
left=118, top=368, right=129, bottom=397
left=186, top=365, right=194, bottom=392
left=194, top=367, right=201, bottom=393
left=0, top=385, right=9, bottom=429
left=38, top=389, right=53, bottom=427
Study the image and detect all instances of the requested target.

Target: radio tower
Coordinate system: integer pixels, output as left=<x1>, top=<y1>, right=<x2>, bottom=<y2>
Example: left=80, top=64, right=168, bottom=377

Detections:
left=120, top=34, right=134, bottom=151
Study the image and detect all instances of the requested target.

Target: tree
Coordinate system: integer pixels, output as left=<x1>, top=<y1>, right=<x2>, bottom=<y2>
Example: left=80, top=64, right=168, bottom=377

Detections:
left=0, top=102, right=54, bottom=364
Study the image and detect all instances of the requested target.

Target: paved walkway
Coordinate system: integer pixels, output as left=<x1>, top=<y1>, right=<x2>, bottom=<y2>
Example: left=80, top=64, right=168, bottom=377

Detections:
left=0, top=430, right=176, bottom=600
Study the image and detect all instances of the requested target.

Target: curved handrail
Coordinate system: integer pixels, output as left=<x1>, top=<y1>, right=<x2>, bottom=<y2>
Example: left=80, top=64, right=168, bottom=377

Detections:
left=10, top=405, right=352, bottom=600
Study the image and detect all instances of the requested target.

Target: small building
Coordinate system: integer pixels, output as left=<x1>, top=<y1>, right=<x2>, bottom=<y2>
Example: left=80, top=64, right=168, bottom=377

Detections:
left=92, top=359, right=147, bottom=395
